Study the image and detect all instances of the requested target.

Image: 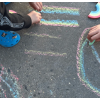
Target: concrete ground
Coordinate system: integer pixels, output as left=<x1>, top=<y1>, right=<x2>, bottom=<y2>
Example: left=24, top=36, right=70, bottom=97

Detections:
left=0, top=2, right=100, bottom=98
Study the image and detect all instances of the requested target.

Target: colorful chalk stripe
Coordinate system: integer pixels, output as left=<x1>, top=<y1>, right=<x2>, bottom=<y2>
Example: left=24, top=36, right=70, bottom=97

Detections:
left=40, top=19, right=79, bottom=27
left=28, top=5, right=80, bottom=16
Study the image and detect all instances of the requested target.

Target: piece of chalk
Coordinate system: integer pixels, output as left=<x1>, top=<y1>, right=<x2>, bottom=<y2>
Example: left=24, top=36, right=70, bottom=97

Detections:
left=89, top=40, right=95, bottom=45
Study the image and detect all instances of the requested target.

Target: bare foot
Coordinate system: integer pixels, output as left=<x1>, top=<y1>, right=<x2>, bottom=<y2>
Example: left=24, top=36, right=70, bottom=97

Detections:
left=28, top=11, right=42, bottom=24
left=29, top=2, right=43, bottom=11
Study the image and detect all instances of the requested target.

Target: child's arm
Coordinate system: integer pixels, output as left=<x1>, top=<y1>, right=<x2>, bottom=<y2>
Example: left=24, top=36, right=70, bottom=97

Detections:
left=0, top=2, right=32, bottom=31
left=87, top=25, right=100, bottom=42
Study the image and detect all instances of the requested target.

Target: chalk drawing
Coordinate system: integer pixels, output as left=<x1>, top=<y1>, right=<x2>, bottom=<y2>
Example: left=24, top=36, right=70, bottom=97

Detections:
left=9, top=9, right=79, bottom=27
left=50, top=90, right=53, bottom=95
left=91, top=45, right=100, bottom=63
left=0, top=65, right=38, bottom=98
left=0, top=65, right=22, bottom=98
left=40, top=19, right=79, bottom=27
left=8, top=4, right=81, bottom=97
left=88, top=2, right=100, bottom=19
left=24, top=32, right=61, bottom=39
left=25, top=49, right=67, bottom=57
left=76, top=28, right=100, bottom=96
left=0, top=84, right=7, bottom=98
left=9, top=10, right=17, bottom=14
left=28, top=5, right=80, bottom=16
left=9, top=7, right=79, bottom=28
left=28, top=5, right=79, bottom=27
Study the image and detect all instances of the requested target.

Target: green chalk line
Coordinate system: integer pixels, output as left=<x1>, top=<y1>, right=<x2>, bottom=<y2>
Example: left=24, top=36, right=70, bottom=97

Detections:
left=89, top=40, right=95, bottom=46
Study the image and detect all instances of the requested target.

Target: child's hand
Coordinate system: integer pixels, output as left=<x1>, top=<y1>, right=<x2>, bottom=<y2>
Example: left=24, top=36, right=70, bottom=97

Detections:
left=29, top=2, right=43, bottom=12
left=28, top=11, right=42, bottom=24
left=87, top=25, right=100, bottom=42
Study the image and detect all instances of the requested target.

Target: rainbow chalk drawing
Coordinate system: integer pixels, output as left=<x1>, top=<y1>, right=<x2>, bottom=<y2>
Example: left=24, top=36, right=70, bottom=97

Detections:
left=9, top=9, right=79, bottom=27
left=76, top=28, right=100, bottom=96
left=91, top=45, right=100, bottom=63
left=0, top=65, right=35, bottom=98
left=9, top=10, right=17, bottom=14
left=88, top=2, right=100, bottom=19
left=40, top=19, right=79, bottom=27
left=0, top=65, right=23, bottom=98
left=28, top=5, right=80, bottom=16
left=24, top=32, right=61, bottom=39
left=25, top=49, right=67, bottom=57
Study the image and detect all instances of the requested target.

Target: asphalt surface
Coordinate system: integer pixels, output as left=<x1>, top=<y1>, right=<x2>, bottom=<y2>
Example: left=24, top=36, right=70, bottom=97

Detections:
left=0, top=2, right=100, bottom=98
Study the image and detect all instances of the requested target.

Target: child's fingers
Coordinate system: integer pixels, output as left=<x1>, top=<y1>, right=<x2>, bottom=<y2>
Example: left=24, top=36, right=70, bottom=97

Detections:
left=39, top=15, right=42, bottom=18
left=34, top=3, right=39, bottom=11
left=36, top=3, right=40, bottom=10
left=34, top=3, right=39, bottom=10
left=38, top=13, right=42, bottom=16
left=36, top=13, right=41, bottom=17
left=38, top=2, right=42, bottom=10
left=88, top=29, right=98, bottom=39
left=36, top=22, right=40, bottom=24
left=39, top=2, right=42, bottom=11
left=38, top=2, right=42, bottom=11
left=90, top=25, right=100, bottom=30
left=89, top=27, right=98, bottom=33
left=87, top=30, right=98, bottom=42
left=90, top=25, right=97, bottom=30
left=38, top=15, right=42, bottom=19
left=36, top=18, right=41, bottom=23
left=36, top=2, right=41, bottom=11
left=96, top=38, right=100, bottom=41
left=40, top=17, right=42, bottom=20
left=39, top=2, right=42, bottom=7
left=40, top=2, right=43, bottom=9
left=87, top=25, right=100, bottom=42
left=38, top=13, right=41, bottom=16
left=91, top=33, right=100, bottom=40
left=38, top=16, right=42, bottom=20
